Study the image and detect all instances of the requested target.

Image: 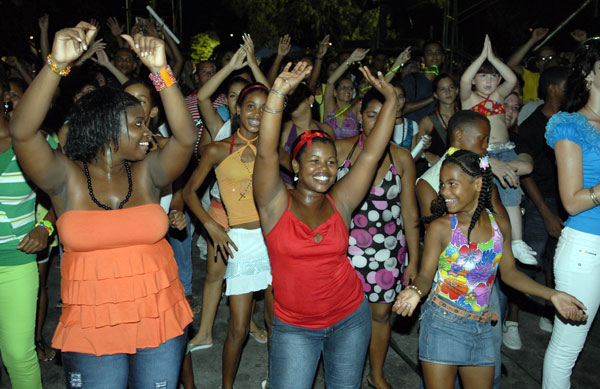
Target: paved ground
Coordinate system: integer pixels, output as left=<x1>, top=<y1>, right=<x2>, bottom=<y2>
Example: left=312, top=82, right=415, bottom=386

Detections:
left=1, top=235, right=599, bottom=388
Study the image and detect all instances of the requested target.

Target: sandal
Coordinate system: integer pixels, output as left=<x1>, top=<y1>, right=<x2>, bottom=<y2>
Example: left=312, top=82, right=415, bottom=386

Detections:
left=35, top=337, right=56, bottom=362
left=249, top=327, right=268, bottom=344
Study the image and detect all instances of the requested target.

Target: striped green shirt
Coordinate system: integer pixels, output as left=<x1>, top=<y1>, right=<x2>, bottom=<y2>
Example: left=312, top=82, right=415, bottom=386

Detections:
left=0, top=146, right=38, bottom=265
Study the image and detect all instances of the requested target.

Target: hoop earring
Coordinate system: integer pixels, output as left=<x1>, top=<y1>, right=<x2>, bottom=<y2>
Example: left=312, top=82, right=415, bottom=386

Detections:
left=586, top=79, right=592, bottom=91
left=106, top=146, right=113, bottom=169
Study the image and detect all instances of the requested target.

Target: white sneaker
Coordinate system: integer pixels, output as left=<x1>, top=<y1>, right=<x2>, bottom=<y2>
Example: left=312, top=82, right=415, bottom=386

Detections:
left=512, top=240, right=538, bottom=265
left=539, top=317, right=554, bottom=333
left=502, top=321, right=523, bottom=350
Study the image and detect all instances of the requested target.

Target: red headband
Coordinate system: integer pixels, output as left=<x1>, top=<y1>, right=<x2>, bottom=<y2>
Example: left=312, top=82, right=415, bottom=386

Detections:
left=238, top=84, right=268, bottom=103
left=292, top=131, right=331, bottom=160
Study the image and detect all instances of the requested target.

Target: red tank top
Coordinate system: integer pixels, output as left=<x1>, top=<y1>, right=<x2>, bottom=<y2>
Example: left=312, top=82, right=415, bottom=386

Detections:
left=264, top=193, right=364, bottom=328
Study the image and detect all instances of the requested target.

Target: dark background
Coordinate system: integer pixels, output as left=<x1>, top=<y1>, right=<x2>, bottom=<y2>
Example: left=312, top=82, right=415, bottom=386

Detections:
left=1, top=0, right=598, bottom=63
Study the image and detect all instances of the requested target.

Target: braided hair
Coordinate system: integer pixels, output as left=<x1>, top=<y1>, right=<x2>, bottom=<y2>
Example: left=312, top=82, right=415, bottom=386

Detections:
left=424, top=149, right=495, bottom=242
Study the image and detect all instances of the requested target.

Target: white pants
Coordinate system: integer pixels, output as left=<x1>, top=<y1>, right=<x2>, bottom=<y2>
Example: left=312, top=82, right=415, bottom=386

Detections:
left=543, top=227, right=600, bottom=388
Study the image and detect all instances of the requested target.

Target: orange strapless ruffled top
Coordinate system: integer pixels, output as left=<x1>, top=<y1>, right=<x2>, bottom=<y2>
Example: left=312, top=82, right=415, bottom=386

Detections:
left=51, top=204, right=193, bottom=356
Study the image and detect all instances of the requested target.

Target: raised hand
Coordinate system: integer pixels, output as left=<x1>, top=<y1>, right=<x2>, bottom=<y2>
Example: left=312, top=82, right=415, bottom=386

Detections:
left=145, top=21, right=160, bottom=38
left=550, top=292, right=588, bottom=322
left=90, top=18, right=100, bottom=32
left=38, top=14, right=49, bottom=31
left=570, top=29, right=588, bottom=43
left=349, top=48, right=369, bottom=63
left=397, top=46, right=411, bottom=66
left=273, top=61, right=312, bottom=95
left=106, top=17, right=124, bottom=37
left=91, top=49, right=110, bottom=66
left=121, top=34, right=166, bottom=73
left=278, top=34, right=291, bottom=57
left=358, top=66, right=395, bottom=99
left=316, top=34, right=330, bottom=58
left=531, top=27, right=549, bottom=42
left=4, top=56, right=20, bottom=68
left=51, top=21, right=97, bottom=67
left=392, top=288, right=420, bottom=316
left=77, top=39, right=107, bottom=65
left=226, top=46, right=249, bottom=71
left=242, top=33, right=258, bottom=64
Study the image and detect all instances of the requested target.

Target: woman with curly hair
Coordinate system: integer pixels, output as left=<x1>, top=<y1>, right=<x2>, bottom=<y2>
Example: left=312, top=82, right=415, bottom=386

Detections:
left=394, top=149, right=587, bottom=389
left=9, top=22, right=196, bottom=387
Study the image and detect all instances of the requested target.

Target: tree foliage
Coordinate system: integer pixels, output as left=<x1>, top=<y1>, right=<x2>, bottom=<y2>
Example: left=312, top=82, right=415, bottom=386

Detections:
left=189, top=31, right=221, bottom=62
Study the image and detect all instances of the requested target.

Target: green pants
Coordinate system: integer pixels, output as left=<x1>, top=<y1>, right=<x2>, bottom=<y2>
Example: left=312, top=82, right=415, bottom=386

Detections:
left=0, top=262, right=41, bottom=388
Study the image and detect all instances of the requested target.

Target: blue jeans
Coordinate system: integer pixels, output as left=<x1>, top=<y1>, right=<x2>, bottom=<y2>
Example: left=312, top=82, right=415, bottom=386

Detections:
left=62, top=333, right=186, bottom=388
left=522, top=197, right=559, bottom=274
left=269, top=297, right=371, bottom=389
left=167, top=211, right=193, bottom=296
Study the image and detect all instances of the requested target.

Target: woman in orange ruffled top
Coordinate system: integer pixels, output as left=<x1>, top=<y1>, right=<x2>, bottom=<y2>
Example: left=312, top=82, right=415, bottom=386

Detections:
left=8, top=22, right=196, bottom=387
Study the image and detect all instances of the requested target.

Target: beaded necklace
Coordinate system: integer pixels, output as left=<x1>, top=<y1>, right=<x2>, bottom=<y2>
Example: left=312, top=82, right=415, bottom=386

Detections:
left=83, top=161, right=133, bottom=210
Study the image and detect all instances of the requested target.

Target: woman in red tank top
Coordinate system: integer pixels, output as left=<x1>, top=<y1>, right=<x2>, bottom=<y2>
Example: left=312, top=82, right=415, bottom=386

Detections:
left=254, top=62, right=399, bottom=388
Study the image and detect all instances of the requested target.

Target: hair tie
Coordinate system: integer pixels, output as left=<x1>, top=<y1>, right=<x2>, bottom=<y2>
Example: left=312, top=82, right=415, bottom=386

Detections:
left=479, top=155, right=490, bottom=171
left=292, top=131, right=331, bottom=160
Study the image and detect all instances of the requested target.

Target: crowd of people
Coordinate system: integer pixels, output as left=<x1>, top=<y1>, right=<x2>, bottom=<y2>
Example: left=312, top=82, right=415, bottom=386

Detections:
left=0, top=13, right=598, bottom=389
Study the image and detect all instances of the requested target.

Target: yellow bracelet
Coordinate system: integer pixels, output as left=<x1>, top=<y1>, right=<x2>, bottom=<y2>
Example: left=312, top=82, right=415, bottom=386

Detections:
left=46, top=55, right=71, bottom=77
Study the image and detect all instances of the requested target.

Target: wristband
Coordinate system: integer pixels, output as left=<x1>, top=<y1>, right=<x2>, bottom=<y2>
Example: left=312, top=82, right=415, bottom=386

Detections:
left=46, top=54, right=71, bottom=77
left=406, top=285, right=422, bottom=300
left=148, top=65, right=176, bottom=92
left=35, top=220, right=54, bottom=236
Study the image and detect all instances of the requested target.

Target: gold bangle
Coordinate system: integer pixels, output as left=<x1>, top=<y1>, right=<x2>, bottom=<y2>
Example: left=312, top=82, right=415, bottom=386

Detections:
left=590, top=187, right=600, bottom=206
left=46, top=54, right=71, bottom=77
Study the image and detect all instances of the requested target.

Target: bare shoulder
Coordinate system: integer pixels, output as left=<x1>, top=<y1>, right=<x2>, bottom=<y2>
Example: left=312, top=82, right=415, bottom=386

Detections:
left=390, top=143, right=412, bottom=165
left=418, top=115, right=433, bottom=134
left=334, top=135, right=359, bottom=162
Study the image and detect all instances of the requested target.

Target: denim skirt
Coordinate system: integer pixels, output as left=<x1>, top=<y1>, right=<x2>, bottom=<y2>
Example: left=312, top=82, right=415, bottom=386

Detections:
left=418, top=296, right=495, bottom=366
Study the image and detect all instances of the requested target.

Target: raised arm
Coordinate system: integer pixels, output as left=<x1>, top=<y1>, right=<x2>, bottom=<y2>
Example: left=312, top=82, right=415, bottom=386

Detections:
left=460, top=35, right=489, bottom=102
left=267, top=34, right=291, bottom=86
left=307, top=35, right=330, bottom=90
left=254, top=62, right=312, bottom=232
left=554, top=139, right=600, bottom=215
left=146, top=21, right=184, bottom=79
left=38, top=14, right=50, bottom=61
left=197, top=47, right=247, bottom=136
left=385, top=47, right=411, bottom=83
left=331, top=67, right=398, bottom=221
left=4, top=57, right=33, bottom=85
left=121, top=34, right=196, bottom=188
left=91, top=49, right=129, bottom=84
left=487, top=39, right=517, bottom=98
left=323, top=48, right=369, bottom=117
left=241, top=33, right=270, bottom=87
left=106, top=17, right=126, bottom=48
left=507, top=28, right=548, bottom=76
left=9, top=21, right=97, bottom=194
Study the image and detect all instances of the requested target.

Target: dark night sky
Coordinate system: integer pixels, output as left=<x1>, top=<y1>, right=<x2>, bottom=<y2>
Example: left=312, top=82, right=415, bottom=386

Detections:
left=1, top=0, right=599, bottom=60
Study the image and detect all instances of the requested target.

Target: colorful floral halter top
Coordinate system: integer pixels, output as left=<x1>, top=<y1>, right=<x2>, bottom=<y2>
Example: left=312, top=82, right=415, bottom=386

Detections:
left=433, top=210, right=503, bottom=312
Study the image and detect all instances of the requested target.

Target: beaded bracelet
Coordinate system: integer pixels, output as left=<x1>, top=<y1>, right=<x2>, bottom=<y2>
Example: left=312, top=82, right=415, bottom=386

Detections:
left=148, top=65, right=177, bottom=92
left=406, top=285, right=423, bottom=300
left=35, top=220, right=54, bottom=236
left=46, top=55, right=71, bottom=77
left=591, top=187, right=600, bottom=206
